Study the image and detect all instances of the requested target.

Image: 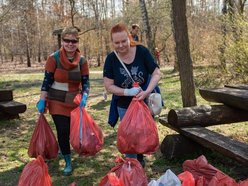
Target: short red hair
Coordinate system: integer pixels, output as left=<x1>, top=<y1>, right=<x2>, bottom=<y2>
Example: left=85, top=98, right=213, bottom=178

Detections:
left=110, top=23, right=138, bottom=46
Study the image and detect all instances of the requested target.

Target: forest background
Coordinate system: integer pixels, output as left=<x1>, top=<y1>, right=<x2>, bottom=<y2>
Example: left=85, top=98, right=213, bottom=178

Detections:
left=0, top=0, right=247, bottom=86
left=0, top=0, right=248, bottom=185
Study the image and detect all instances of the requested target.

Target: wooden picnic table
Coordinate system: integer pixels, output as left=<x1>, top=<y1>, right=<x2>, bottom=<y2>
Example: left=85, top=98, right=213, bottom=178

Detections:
left=159, top=84, right=248, bottom=166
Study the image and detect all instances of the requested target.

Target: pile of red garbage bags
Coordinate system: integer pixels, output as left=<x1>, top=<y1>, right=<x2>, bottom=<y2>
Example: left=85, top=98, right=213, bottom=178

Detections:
left=99, top=155, right=247, bottom=186
left=170, top=155, right=248, bottom=186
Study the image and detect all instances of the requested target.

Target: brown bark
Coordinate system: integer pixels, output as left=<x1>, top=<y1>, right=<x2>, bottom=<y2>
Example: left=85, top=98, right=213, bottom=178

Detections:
left=199, top=87, right=248, bottom=111
left=139, top=0, right=154, bottom=51
left=171, top=0, right=196, bottom=107
left=159, top=119, right=248, bottom=165
left=160, top=134, right=201, bottom=159
left=167, top=104, right=248, bottom=127
left=179, top=126, right=248, bottom=166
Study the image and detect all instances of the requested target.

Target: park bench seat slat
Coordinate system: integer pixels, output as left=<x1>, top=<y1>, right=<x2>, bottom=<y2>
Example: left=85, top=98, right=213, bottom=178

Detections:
left=0, top=101, right=27, bottom=115
left=199, top=87, right=248, bottom=111
left=180, top=126, right=248, bottom=166
left=224, top=84, right=248, bottom=90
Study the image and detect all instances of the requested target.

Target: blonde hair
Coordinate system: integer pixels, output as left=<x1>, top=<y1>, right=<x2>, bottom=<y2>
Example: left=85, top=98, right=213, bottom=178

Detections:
left=61, top=27, right=80, bottom=39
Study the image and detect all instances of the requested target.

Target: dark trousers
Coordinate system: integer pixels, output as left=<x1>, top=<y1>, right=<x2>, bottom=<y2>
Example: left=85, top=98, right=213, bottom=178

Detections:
left=52, top=115, right=71, bottom=155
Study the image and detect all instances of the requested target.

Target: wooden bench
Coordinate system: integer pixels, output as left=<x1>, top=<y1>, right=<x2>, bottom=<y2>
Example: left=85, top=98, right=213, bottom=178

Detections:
left=0, top=89, right=27, bottom=119
left=159, top=84, right=248, bottom=166
left=159, top=118, right=248, bottom=166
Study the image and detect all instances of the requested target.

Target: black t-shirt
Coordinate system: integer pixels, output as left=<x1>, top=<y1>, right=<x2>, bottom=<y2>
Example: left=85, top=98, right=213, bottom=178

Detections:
left=103, top=45, right=159, bottom=108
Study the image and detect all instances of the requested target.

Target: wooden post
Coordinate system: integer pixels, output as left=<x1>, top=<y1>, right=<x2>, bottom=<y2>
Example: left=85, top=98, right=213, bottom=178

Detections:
left=52, top=28, right=63, bottom=49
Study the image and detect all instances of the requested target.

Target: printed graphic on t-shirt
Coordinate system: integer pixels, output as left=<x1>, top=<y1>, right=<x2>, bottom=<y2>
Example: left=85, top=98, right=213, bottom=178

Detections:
left=120, top=66, right=144, bottom=88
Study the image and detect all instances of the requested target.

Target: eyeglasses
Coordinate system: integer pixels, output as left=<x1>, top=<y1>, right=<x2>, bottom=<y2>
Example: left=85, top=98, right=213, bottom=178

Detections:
left=62, top=38, right=79, bottom=44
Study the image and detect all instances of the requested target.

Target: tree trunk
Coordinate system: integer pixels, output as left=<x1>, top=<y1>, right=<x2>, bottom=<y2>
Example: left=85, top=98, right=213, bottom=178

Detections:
left=92, top=2, right=101, bottom=67
left=36, top=6, right=41, bottom=63
left=139, top=0, right=154, bottom=51
left=219, top=0, right=227, bottom=70
left=24, top=22, right=31, bottom=67
left=171, top=0, right=196, bottom=107
left=26, top=44, right=31, bottom=67
left=69, top=0, right=76, bottom=27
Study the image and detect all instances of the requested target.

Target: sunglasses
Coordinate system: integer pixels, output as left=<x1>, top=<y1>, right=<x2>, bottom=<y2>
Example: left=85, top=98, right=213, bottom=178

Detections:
left=62, top=38, right=79, bottom=44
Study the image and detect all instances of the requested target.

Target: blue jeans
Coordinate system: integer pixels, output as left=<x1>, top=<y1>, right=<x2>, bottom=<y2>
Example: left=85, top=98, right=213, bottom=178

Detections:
left=117, top=107, right=137, bottom=159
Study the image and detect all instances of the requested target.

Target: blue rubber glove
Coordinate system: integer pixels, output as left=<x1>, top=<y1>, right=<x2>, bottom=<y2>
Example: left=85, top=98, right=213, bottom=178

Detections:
left=80, top=93, right=88, bottom=108
left=124, top=87, right=141, bottom=96
left=37, top=99, right=45, bottom=113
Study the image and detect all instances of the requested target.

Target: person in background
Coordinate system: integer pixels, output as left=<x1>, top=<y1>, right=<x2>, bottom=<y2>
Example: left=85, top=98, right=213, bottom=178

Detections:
left=103, top=23, right=161, bottom=168
left=155, top=47, right=161, bottom=65
left=130, top=24, right=140, bottom=42
left=37, top=26, right=90, bottom=175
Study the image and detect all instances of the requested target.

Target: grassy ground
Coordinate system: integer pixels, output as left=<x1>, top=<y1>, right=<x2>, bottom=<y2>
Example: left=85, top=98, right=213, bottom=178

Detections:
left=0, top=65, right=247, bottom=185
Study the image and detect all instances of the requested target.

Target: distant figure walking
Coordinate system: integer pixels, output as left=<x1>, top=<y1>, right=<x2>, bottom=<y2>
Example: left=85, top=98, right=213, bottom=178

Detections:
left=130, top=24, right=140, bottom=42
left=155, top=47, right=161, bottom=65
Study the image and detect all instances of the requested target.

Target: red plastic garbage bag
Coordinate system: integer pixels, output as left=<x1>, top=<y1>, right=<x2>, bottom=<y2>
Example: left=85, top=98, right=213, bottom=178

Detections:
left=183, top=155, right=220, bottom=185
left=70, top=94, right=104, bottom=156
left=103, top=172, right=125, bottom=186
left=208, top=171, right=239, bottom=186
left=117, top=98, right=159, bottom=154
left=18, top=155, right=52, bottom=186
left=239, top=179, right=248, bottom=186
left=28, top=113, right=59, bottom=159
left=178, top=171, right=195, bottom=186
left=195, top=176, right=206, bottom=186
left=182, top=155, right=248, bottom=186
left=99, top=157, right=148, bottom=186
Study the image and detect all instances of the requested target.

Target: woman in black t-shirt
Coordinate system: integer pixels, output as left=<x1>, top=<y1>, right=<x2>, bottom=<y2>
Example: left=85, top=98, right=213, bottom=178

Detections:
left=103, top=23, right=161, bottom=167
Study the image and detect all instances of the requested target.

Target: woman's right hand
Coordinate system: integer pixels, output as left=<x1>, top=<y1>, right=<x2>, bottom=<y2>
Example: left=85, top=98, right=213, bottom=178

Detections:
left=37, top=99, right=46, bottom=113
left=124, top=87, right=141, bottom=96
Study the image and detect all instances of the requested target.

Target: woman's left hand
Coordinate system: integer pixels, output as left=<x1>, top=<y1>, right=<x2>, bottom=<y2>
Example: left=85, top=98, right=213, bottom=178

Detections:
left=136, top=90, right=149, bottom=100
left=80, top=93, right=88, bottom=108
